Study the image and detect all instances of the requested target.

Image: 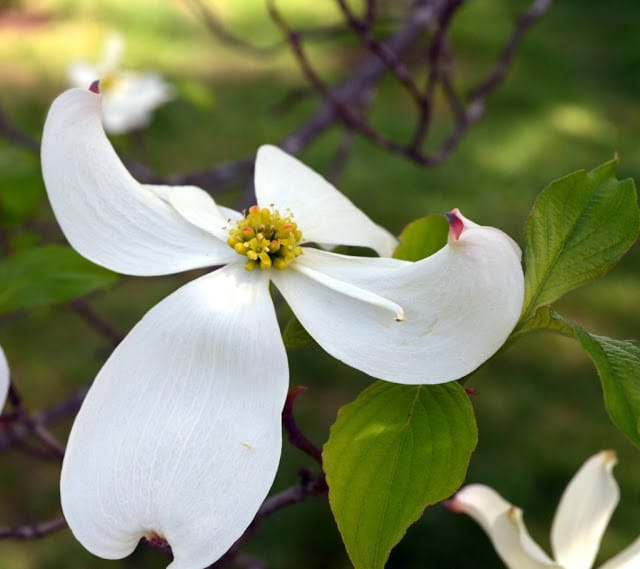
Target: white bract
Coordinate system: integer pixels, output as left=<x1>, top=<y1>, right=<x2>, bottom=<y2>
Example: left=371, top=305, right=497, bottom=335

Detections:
left=41, top=86, right=525, bottom=569
left=0, top=346, right=8, bottom=411
left=68, top=32, right=174, bottom=134
left=451, top=451, right=640, bottom=569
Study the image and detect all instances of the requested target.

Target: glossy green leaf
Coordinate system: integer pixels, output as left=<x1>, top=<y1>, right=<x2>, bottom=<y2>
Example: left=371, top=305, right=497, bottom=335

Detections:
left=521, top=160, right=639, bottom=323
left=324, top=382, right=477, bottom=569
left=514, top=309, right=640, bottom=448
left=393, top=214, right=448, bottom=261
left=571, top=327, right=640, bottom=448
left=0, top=245, right=117, bottom=315
left=510, top=306, right=574, bottom=342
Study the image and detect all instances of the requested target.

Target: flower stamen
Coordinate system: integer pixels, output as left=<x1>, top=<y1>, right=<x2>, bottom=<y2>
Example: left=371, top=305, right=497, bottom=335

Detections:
left=228, top=205, right=303, bottom=271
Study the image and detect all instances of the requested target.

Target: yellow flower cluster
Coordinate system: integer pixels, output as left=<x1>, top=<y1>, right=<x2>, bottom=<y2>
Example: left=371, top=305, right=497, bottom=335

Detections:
left=227, top=205, right=303, bottom=271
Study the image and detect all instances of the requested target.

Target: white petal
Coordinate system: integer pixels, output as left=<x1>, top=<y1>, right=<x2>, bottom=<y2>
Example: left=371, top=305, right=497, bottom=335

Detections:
left=452, top=485, right=559, bottom=569
left=254, top=145, right=397, bottom=257
left=551, top=451, right=620, bottom=569
left=0, top=346, right=8, bottom=411
left=273, top=212, right=523, bottom=384
left=100, top=32, right=125, bottom=73
left=41, top=88, right=235, bottom=275
left=450, top=484, right=513, bottom=535
left=147, top=184, right=236, bottom=242
left=60, top=265, right=288, bottom=569
left=598, top=536, right=640, bottom=569
left=102, top=73, right=174, bottom=134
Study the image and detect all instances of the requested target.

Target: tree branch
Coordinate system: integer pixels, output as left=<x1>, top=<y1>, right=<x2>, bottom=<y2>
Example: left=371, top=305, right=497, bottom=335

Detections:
left=0, top=517, right=66, bottom=540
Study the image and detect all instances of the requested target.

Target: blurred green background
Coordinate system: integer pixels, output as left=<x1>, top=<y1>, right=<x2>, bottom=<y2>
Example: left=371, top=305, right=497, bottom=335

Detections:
left=0, top=0, right=639, bottom=567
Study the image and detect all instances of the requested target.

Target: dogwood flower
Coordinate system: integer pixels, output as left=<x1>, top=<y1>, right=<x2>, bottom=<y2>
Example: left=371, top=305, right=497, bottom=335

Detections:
left=450, top=451, right=640, bottom=569
left=41, top=85, right=524, bottom=569
left=0, top=346, right=8, bottom=411
left=68, top=32, right=174, bottom=134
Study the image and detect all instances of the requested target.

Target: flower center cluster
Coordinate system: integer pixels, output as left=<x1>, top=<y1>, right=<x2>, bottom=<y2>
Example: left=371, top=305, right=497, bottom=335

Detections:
left=228, top=205, right=303, bottom=271
left=100, top=73, right=120, bottom=93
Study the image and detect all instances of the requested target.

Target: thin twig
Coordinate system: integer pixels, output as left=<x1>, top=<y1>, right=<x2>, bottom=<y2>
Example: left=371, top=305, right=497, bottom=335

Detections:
left=408, top=0, right=464, bottom=150
left=5, top=383, right=65, bottom=461
left=0, top=517, right=67, bottom=540
left=335, top=0, right=424, bottom=104
left=67, top=299, right=123, bottom=351
left=282, top=386, right=322, bottom=464
left=0, top=102, right=39, bottom=153
left=187, top=0, right=284, bottom=56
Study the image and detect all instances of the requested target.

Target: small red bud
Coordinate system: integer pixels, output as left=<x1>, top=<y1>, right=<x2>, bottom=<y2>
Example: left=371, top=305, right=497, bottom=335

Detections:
left=89, top=80, right=100, bottom=94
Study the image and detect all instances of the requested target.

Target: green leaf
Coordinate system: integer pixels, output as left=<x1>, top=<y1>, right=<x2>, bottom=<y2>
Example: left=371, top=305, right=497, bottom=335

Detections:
left=514, top=309, right=640, bottom=448
left=393, top=214, right=448, bottom=261
left=0, top=245, right=118, bottom=315
left=510, top=305, right=574, bottom=342
left=570, top=326, right=640, bottom=448
left=323, top=382, right=477, bottom=569
left=521, top=159, right=639, bottom=323
left=282, top=315, right=313, bottom=349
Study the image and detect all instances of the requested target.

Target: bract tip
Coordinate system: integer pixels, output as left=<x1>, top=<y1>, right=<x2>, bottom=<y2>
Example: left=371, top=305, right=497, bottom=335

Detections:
left=445, top=209, right=464, bottom=241
left=89, top=80, right=100, bottom=94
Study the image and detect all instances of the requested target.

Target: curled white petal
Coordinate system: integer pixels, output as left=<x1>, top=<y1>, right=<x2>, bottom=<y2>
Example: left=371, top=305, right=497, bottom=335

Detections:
left=254, top=145, right=397, bottom=257
left=291, top=261, right=405, bottom=321
left=0, top=346, right=8, bottom=411
left=60, top=265, right=288, bottom=569
left=551, top=451, right=620, bottom=569
left=41, top=88, right=233, bottom=276
left=452, top=485, right=559, bottom=569
left=274, top=212, right=523, bottom=384
left=598, top=536, right=640, bottom=569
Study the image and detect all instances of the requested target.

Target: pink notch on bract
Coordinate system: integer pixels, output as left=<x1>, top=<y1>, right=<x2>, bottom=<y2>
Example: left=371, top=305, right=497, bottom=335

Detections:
left=89, top=80, right=100, bottom=94
left=445, top=208, right=464, bottom=241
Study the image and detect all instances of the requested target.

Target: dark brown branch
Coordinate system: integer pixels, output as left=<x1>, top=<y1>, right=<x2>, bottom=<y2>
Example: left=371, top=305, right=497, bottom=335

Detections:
left=67, top=298, right=123, bottom=351
left=282, top=386, right=322, bottom=464
left=187, top=0, right=284, bottom=56
left=0, top=102, right=39, bottom=153
left=4, top=383, right=65, bottom=461
left=425, top=0, right=553, bottom=165
left=206, top=470, right=327, bottom=569
left=409, top=0, right=464, bottom=150
left=0, top=517, right=66, bottom=540
left=328, top=127, right=357, bottom=184
left=469, top=0, right=552, bottom=102
left=278, top=0, right=447, bottom=157
left=335, top=0, right=424, bottom=104
left=167, top=157, right=254, bottom=192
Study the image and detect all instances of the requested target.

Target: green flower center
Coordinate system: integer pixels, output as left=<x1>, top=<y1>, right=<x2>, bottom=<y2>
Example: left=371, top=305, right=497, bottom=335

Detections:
left=228, top=205, right=303, bottom=271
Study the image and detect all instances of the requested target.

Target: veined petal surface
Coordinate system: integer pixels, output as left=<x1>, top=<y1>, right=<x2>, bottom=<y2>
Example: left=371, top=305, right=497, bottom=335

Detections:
left=41, top=88, right=231, bottom=276
left=254, top=145, right=397, bottom=257
left=551, top=451, right=619, bottom=569
left=147, top=184, right=238, bottom=244
left=60, top=265, right=288, bottom=569
left=0, top=346, right=8, bottom=411
left=273, top=214, right=523, bottom=384
left=452, top=485, right=558, bottom=569
left=599, top=536, right=640, bottom=569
